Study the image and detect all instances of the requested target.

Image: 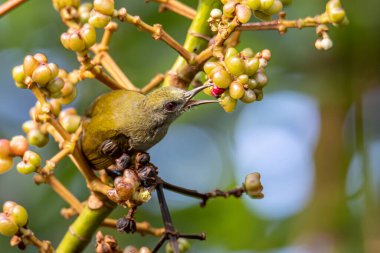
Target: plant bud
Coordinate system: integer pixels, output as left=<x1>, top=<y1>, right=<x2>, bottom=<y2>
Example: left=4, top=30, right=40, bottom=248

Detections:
left=255, top=89, right=264, bottom=101
left=47, top=63, right=59, bottom=78
left=60, top=115, right=81, bottom=133
left=244, top=57, right=259, bottom=76
left=259, top=58, right=267, bottom=68
left=27, top=129, right=49, bottom=148
left=94, top=0, right=114, bottom=16
left=60, top=32, right=71, bottom=49
left=212, top=69, right=232, bottom=88
left=328, top=7, right=346, bottom=24
left=59, top=108, right=77, bottom=121
left=229, top=81, right=245, bottom=99
left=23, top=151, right=41, bottom=168
left=88, top=10, right=112, bottom=28
left=244, top=172, right=262, bottom=190
left=236, top=4, right=252, bottom=24
left=8, top=205, right=28, bottom=227
left=22, top=121, right=38, bottom=134
left=210, top=8, right=222, bottom=19
left=23, top=55, right=40, bottom=76
left=247, top=78, right=258, bottom=89
left=46, top=77, right=65, bottom=94
left=0, top=140, right=11, bottom=158
left=225, top=56, right=245, bottom=76
left=49, top=99, right=62, bottom=117
left=225, top=47, right=239, bottom=60
left=240, top=88, right=257, bottom=103
left=32, top=64, right=53, bottom=86
left=0, top=213, right=18, bottom=237
left=261, top=49, right=271, bottom=61
left=0, top=157, right=13, bottom=174
left=9, top=136, right=28, bottom=157
left=17, top=161, right=37, bottom=175
left=219, top=92, right=237, bottom=112
left=320, top=37, right=333, bottom=50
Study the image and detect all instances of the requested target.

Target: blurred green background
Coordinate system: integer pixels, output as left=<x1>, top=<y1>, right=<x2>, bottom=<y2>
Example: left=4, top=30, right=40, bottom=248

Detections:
left=1, top=0, right=379, bottom=252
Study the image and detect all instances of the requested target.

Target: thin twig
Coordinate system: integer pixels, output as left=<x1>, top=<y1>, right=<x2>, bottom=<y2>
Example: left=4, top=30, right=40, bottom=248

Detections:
left=19, top=227, right=54, bottom=252
left=102, top=219, right=165, bottom=237
left=0, top=0, right=28, bottom=16
left=141, top=73, right=165, bottom=94
left=150, top=0, right=196, bottom=20
left=117, top=8, right=194, bottom=63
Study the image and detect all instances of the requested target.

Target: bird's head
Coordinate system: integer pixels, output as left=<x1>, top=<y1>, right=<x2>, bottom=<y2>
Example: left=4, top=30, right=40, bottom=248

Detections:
left=142, top=85, right=217, bottom=125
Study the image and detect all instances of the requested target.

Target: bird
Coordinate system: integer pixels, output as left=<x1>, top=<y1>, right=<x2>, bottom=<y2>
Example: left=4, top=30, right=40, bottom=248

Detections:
left=80, top=85, right=216, bottom=171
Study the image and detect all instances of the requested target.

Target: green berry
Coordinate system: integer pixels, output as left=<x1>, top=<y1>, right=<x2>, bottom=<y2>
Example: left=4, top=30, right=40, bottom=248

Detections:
left=219, top=92, right=237, bottom=113
left=60, top=115, right=81, bottom=133
left=9, top=136, right=28, bottom=157
left=94, top=0, right=114, bottom=16
left=265, top=0, right=283, bottom=15
left=236, top=4, right=252, bottom=24
left=69, top=33, right=86, bottom=52
left=46, top=77, right=64, bottom=94
left=165, top=238, right=191, bottom=253
left=27, top=129, right=49, bottom=148
left=0, top=213, right=18, bottom=237
left=33, top=53, right=48, bottom=64
left=23, top=55, right=40, bottom=76
left=81, top=24, right=97, bottom=48
left=47, top=63, right=59, bottom=79
left=60, top=87, right=77, bottom=104
left=88, top=10, right=112, bottom=28
left=238, top=74, right=249, bottom=84
left=50, top=99, right=62, bottom=117
left=240, top=48, right=254, bottom=58
left=23, top=151, right=41, bottom=168
left=244, top=57, right=259, bottom=76
left=0, top=157, right=13, bottom=174
left=12, top=65, right=26, bottom=84
left=78, top=3, right=93, bottom=23
left=255, top=89, right=264, bottom=101
left=225, top=47, right=239, bottom=60
left=60, top=32, right=71, bottom=49
left=32, top=64, right=53, bottom=86
left=139, top=247, right=152, bottom=253
left=254, top=71, right=268, bottom=87
left=203, top=61, right=220, bottom=76
left=247, top=78, right=258, bottom=89
left=328, top=7, right=346, bottom=24
left=246, top=0, right=261, bottom=10
left=212, top=69, right=232, bottom=88
left=240, top=89, right=257, bottom=103
left=22, top=121, right=38, bottom=134
left=229, top=81, right=245, bottom=99
left=0, top=139, right=11, bottom=158
left=3, top=201, right=17, bottom=213
left=225, top=56, right=245, bottom=76
left=8, top=205, right=28, bottom=227
left=17, top=161, right=37, bottom=175
left=223, top=1, right=236, bottom=18
left=260, top=0, right=275, bottom=10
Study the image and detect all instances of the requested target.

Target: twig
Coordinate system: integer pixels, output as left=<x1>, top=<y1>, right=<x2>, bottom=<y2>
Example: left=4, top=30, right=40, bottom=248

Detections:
left=18, top=227, right=54, bottom=252
left=141, top=73, right=165, bottom=94
left=0, top=0, right=28, bottom=16
left=117, top=8, right=193, bottom=63
left=150, top=0, right=196, bottom=20
left=102, top=219, right=165, bottom=237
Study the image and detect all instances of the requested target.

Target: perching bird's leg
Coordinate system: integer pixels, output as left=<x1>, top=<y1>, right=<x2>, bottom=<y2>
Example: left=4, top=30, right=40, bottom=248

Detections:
left=116, top=206, right=137, bottom=233
left=105, top=153, right=131, bottom=178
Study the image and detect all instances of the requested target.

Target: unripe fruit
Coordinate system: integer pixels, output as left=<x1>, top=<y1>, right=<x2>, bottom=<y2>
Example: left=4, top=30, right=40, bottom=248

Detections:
left=23, top=151, right=41, bottom=168
left=3, top=201, right=17, bottom=213
left=33, top=53, right=48, bottom=64
left=124, top=245, right=138, bottom=253
left=240, top=89, right=257, bottom=103
left=203, top=86, right=213, bottom=96
left=50, top=99, right=62, bottom=117
left=238, top=74, right=249, bottom=84
left=261, top=49, right=271, bottom=61
left=60, top=81, right=75, bottom=97
left=240, top=48, right=254, bottom=58
left=211, top=85, right=225, bottom=97
left=47, top=63, right=59, bottom=78
left=225, top=56, right=245, bottom=76
left=225, top=47, right=239, bottom=60
left=8, top=205, right=28, bottom=227
left=229, top=81, right=245, bottom=99
left=17, top=161, right=37, bottom=175
left=69, top=33, right=86, bottom=52
left=265, top=0, right=283, bottom=15
left=260, top=0, right=275, bottom=10
left=60, top=115, right=81, bottom=133
left=203, top=61, right=220, bottom=76
left=212, top=69, right=232, bottom=88
left=219, top=92, right=237, bottom=113
left=79, top=3, right=93, bottom=23
left=22, top=121, right=38, bottom=134
left=255, top=89, right=264, bottom=101
left=94, top=0, right=114, bottom=16
left=46, top=77, right=64, bottom=94
left=254, top=71, right=268, bottom=87
left=0, top=157, right=13, bottom=174
left=12, top=65, right=26, bottom=84
left=0, top=139, right=11, bottom=158
left=247, top=78, right=258, bottom=89
left=223, top=1, right=236, bottom=18
left=246, top=0, right=261, bottom=10
left=32, top=64, right=53, bottom=86
left=81, top=24, right=97, bottom=48
left=328, top=7, right=346, bottom=24
left=253, top=10, right=271, bottom=21
left=27, top=129, right=49, bottom=148
left=139, top=247, right=152, bottom=253
left=280, top=0, right=292, bottom=5
left=210, top=8, right=222, bottom=19
left=23, top=55, right=40, bottom=76
left=60, top=33, right=71, bottom=49
left=236, top=4, right=252, bottom=24
left=59, top=108, right=77, bottom=121
left=0, top=213, right=18, bottom=237
left=9, top=136, right=28, bottom=156
left=244, top=57, right=259, bottom=76
left=60, top=87, right=77, bottom=104
left=88, top=10, right=112, bottom=28
left=165, top=238, right=191, bottom=253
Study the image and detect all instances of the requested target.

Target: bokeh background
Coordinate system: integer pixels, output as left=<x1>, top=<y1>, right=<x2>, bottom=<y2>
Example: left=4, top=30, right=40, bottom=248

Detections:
left=1, top=0, right=379, bottom=252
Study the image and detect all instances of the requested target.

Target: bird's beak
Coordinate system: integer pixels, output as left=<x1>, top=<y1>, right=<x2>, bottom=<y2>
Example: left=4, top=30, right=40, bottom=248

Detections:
left=183, top=84, right=218, bottom=109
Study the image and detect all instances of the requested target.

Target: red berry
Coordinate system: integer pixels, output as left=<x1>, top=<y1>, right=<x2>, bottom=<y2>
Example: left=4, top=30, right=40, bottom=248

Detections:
left=211, top=85, right=225, bottom=97
left=0, top=139, right=11, bottom=158
left=9, top=136, right=28, bottom=157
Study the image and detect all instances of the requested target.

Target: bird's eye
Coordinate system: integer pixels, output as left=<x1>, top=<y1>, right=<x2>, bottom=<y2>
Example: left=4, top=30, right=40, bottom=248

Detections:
left=164, top=102, right=177, bottom=112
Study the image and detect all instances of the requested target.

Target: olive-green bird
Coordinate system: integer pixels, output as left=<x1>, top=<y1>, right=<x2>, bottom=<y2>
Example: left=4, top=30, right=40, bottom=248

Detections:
left=80, top=85, right=216, bottom=170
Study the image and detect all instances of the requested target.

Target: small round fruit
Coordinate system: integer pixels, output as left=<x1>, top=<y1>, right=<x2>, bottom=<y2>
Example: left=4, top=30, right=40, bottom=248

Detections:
left=246, top=0, right=261, bottom=10
left=236, top=4, right=252, bottom=23
left=211, top=85, right=225, bottom=97
left=32, top=64, right=53, bottom=86
left=210, top=8, right=222, bottom=19
left=0, top=139, right=11, bottom=158
left=124, top=245, right=138, bottom=253
left=12, top=65, right=26, bottom=84
left=139, top=247, right=152, bottom=253
left=33, top=53, right=48, bottom=64
left=60, top=32, right=71, bottom=49
left=265, top=0, right=283, bottom=15
left=49, top=99, right=62, bottom=117
left=260, top=0, right=275, bottom=10
left=255, top=89, right=264, bottom=101
left=81, top=24, right=97, bottom=48
left=223, top=1, right=236, bottom=18
left=27, top=129, right=49, bottom=148
left=238, top=74, right=249, bottom=84
left=247, top=78, right=258, bottom=89
left=59, top=108, right=77, bottom=121
left=2, top=201, right=17, bottom=213
left=60, top=87, right=77, bottom=104
left=8, top=205, right=28, bottom=227
left=224, top=47, right=239, bottom=60
left=94, top=0, right=114, bottom=16
left=212, top=69, right=232, bottom=88
left=219, top=92, right=237, bottom=113
left=244, top=57, right=259, bottom=76
left=255, top=71, right=268, bottom=87
left=17, top=161, right=37, bottom=175
left=0, top=213, right=18, bottom=237
left=23, top=151, right=41, bottom=168
left=88, top=10, right=112, bottom=28
left=229, top=81, right=245, bottom=99
left=47, top=63, right=59, bottom=78
left=280, top=0, right=292, bottom=6
left=240, top=89, right=257, bottom=103
left=79, top=3, right=93, bottom=23
left=9, top=136, right=28, bottom=157
left=46, top=77, right=65, bottom=94
left=203, top=61, right=219, bottom=76
left=22, top=121, right=38, bottom=134
left=60, top=115, right=81, bottom=133
left=240, top=48, right=254, bottom=58
left=68, top=33, right=86, bottom=52
left=165, top=238, right=190, bottom=253
left=328, top=7, right=346, bottom=24
left=23, top=55, right=40, bottom=76
left=0, top=157, right=13, bottom=174
left=225, top=56, right=245, bottom=76
left=261, top=49, right=271, bottom=61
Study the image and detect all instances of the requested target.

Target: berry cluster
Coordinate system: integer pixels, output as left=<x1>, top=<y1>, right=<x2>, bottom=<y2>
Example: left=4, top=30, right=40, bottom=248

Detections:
left=0, top=137, right=28, bottom=174
left=243, top=172, right=264, bottom=199
left=0, top=201, right=28, bottom=237
left=203, top=47, right=270, bottom=112
left=88, top=0, right=115, bottom=28
left=61, top=24, right=97, bottom=52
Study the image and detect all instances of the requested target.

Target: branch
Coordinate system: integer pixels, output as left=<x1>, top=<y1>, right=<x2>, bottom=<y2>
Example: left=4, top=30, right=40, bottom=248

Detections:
left=149, top=0, right=196, bottom=20
left=17, top=227, right=54, bottom=253
left=102, top=219, right=165, bottom=237
left=0, top=0, right=28, bottom=16
left=117, top=8, right=193, bottom=63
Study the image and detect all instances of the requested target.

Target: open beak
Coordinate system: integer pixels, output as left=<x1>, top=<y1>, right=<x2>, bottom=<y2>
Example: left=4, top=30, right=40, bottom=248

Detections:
left=183, top=84, right=218, bottom=109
